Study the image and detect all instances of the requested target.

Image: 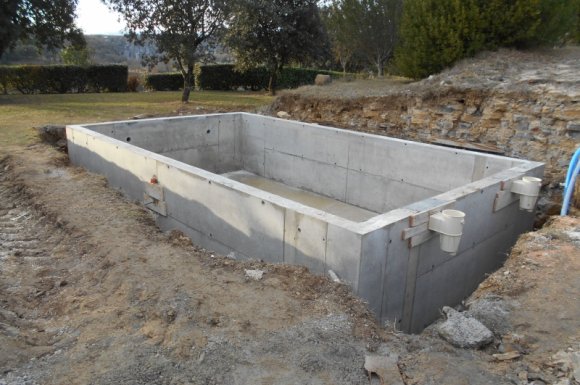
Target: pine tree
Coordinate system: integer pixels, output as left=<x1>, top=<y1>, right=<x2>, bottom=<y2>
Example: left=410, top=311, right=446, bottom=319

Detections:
left=394, top=0, right=576, bottom=79
left=477, top=0, right=541, bottom=49
left=395, top=0, right=483, bottom=79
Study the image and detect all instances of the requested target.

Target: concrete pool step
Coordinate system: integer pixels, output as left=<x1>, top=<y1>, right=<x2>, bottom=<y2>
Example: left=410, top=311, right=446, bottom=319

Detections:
left=222, top=170, right=378, bottom=223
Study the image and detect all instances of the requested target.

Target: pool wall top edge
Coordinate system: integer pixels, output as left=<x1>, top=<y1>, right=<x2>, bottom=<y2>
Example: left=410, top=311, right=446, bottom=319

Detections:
left=68, top=112, right=543, bottom=234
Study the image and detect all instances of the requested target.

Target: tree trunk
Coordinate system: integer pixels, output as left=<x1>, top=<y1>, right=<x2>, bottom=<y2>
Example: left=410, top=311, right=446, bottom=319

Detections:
left=268, top=70, right=277, bottom=96
left=376, top=58, right=384, bottom=77
left=181, top=64, right=194, bottom=103
left=339, top=54, right=348, bottom=76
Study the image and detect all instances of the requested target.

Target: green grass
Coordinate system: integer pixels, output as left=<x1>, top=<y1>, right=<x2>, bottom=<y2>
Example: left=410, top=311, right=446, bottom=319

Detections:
left=0, top=91, right=273, bottom=147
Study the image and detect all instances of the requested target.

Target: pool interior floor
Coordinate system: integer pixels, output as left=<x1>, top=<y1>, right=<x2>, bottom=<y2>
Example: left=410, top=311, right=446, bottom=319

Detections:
left=222, top=170, right=378, bottom=222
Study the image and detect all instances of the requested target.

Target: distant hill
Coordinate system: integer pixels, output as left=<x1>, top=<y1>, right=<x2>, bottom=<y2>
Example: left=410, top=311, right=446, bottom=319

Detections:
left=0, top=35, right=233, bottom=71
left=0, top=35, right=153, bottom=69
left=85, top=35, right=157, bottom=66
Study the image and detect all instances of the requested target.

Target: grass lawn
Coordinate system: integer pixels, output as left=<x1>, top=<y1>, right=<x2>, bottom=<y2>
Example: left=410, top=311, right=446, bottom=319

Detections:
left=0, top=91, right=273, bottom=147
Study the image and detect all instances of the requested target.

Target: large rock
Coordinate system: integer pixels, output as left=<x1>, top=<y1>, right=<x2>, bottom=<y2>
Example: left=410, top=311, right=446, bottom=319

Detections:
left=276, top=111, right=291, bottom=119
left=466, top=296, right=512, bottom=336
left=364, top=348, right=404, bottom=385
left=315, top=74, right=332, bottom=86
left=437, top=307, right=494, bottom=349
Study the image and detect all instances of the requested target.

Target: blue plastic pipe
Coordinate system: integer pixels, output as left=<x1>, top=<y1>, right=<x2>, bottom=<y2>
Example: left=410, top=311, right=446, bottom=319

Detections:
left=561, top=147, right=580, bottom=216
left=564, top=147, right=580, bottom=193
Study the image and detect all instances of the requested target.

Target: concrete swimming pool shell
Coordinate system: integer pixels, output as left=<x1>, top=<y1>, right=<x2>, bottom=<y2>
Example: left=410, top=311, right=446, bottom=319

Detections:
left=67, top=113, right=544, bottom=332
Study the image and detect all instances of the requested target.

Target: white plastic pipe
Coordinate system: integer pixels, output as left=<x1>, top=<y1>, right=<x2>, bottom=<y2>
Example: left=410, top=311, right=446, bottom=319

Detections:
left=428, top=209, right=466, bottom=255
left=511, top=176, right=542, bottom=212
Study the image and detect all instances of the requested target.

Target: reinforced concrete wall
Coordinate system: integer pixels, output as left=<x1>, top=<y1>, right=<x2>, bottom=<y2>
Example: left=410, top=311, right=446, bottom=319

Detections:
left=67, top=113, right=544, bottom=332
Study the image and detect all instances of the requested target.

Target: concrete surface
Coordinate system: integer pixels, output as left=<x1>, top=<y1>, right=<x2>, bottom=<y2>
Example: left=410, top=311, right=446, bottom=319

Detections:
left=66, top=112, right=544, bottom=332
left=223, top=170, right=377, bottom=222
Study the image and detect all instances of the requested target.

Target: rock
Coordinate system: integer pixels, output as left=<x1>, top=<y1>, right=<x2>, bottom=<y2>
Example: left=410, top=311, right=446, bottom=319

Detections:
left=328, top=270, right=340, bottom=283
left=0, top=322, right=20, bottom=337
left=566, top=122, right=580, bottom=132
left=364, top=352, right=404, bottom=385
left=492, top=351, right=521, bottom=361
left=527, top=372, right=553, bottom=384
left=244, top=269, right=264, bottom=281
left=554, top=380, right=571, bottom=385
left=437, top=307, right=494, bottom=349
left=551, top=350, right=580, bottom=381
left=570, top=352, right=580, bottom=382
left=36, top=124, right=66, bottom=144
left=314, top=74, right=332, bottom=86
left=132, top=114, right=155, bottom=120
left=226, top=252, right=236, bottom=259
left=465, top=295, right=512, bottom=336
left=276, top=111, right=291, bottom=119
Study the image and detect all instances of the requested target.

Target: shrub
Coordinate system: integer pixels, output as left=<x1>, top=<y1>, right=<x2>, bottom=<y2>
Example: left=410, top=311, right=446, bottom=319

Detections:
left=194, top=65, right=269, bottom=90
left=144, top=65, right=348, bottom=92
left=277, top=68, right=341, bottom=89
left=0, top=66, right=13, bottom=94
left=144, top=73, right=183, bottom=91
left=87, top=65, right=128, bottom=92
left=0, top=64, right=128, bottom=94
left=194, top=64, right=346, bottom=91
left=533, top=0, right=580, bottom=46
left=395, top=0, right=484, bottom=79
left=395, top=0, right=578, bottom=79
left=44, top=65, right=88, bottom=93
left=127, top=75, right=140, bottom=92
left=9, top=66, right=46, bottom=94
left=194, top=64, right=236, bottom=90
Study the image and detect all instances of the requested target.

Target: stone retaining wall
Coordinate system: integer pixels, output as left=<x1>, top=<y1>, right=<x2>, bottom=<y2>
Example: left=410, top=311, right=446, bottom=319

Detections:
left=273, top=88, right=579, bottom=185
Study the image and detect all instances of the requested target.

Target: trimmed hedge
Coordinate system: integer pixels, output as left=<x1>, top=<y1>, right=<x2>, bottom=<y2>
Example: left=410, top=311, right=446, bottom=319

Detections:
left=0, top=66, right=15, bottom=94
left=197, top=65, right=346, bottom=90
left=86, top=65, right=128, bottom=92
left=194, top=65, right=270, bottom=90
left=0, top=65, right=128, bottom=94
left=278, top=68, right=343, bottom=89
left=144, top=65, right=348, bottom=91
left=144, top=73, right=183, bottom=91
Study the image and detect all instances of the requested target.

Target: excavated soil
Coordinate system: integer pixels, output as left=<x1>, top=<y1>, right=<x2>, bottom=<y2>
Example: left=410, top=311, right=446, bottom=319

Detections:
left=1, top=47, right=579, bottom=384
left=0, top=146, right=381, bottom=385
left=0, top=141, right=578, bottom=385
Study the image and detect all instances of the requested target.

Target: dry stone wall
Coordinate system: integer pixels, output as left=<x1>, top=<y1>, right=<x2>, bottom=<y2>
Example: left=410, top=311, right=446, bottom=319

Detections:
left=273, top=88, right=579, bottom=185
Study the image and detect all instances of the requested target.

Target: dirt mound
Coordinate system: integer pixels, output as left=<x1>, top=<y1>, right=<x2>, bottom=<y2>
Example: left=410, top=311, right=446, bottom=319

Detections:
left=281, top=47, right=580, bottom=99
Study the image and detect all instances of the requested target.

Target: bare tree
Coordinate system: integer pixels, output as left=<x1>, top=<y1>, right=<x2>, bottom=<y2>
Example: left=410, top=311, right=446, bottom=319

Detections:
left=328, top=0, right=402, bottom=77
left=321, top=4, right=356, bottom=74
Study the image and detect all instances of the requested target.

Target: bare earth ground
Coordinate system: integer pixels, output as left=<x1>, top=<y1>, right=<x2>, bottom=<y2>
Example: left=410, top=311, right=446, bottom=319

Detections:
left=0, top=142, right=578, bottom=385
left=1, top=48, right=579, bottom=384
left=0, top=145, right=381, bottom=385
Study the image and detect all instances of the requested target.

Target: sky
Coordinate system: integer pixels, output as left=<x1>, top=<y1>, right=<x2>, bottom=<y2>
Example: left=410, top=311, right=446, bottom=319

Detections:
left=76, top=0, right=125, bottom=35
